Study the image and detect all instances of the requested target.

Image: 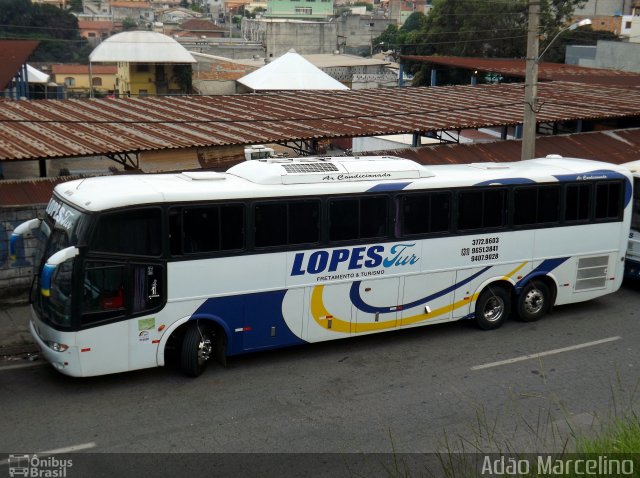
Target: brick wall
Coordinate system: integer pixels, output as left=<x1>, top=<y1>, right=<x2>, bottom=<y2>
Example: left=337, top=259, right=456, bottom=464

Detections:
left=0, top=205, right=44, bottom=304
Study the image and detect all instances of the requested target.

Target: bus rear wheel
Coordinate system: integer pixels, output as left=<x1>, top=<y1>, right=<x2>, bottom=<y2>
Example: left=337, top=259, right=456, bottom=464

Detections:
left=181, top=323, right=213, bottom=377
left=475, top=286, right=509, bottom=330
left=516, top=280, right=551, bottom=322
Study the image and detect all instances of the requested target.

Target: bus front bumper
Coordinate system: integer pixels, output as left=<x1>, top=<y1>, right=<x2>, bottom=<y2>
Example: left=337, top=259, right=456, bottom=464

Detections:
left=29, top=319, right=82, bottom=377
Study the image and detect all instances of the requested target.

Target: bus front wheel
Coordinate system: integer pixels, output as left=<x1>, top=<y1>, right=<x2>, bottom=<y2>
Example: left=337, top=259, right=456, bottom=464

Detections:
left=516, top=280, right=551, bottom=322
left=181, top=323, right=213, bottom=377
left=475, top=286, right=509, bottom=330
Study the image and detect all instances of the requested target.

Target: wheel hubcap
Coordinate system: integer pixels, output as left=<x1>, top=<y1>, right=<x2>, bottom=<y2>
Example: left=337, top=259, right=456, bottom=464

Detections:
left=483, top=296, right=504, bottom=323
left=197, top=338, right=213, bottom=365
left=524, top=289, right=544, bottom=315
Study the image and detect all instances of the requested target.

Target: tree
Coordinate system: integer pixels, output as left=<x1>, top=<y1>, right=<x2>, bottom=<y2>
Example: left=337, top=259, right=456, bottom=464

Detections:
left=0, top=0, right=92, bottom=63
left=398, top=0, right=596, bottom=85
left=69, top=0, right=83, bottom=13
left=122, top=17, right=138, bottom=31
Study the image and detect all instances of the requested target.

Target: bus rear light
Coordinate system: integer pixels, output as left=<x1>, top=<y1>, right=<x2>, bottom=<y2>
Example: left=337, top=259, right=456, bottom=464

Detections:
left=46, top=341, right=69, bottom=352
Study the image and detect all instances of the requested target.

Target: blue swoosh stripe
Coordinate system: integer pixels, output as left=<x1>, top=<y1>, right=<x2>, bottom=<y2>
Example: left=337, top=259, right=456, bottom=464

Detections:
left=350, top=266, right=492, bottom=314
left=366, top=182, right=412, bottom=192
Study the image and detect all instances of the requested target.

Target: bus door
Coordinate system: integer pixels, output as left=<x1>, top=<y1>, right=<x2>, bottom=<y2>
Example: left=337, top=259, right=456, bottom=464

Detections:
left=81, top=260, right=165, bottom=373
left=400, top=271, right=456, bottom=326
left=352, top=277, right=401, bottom=334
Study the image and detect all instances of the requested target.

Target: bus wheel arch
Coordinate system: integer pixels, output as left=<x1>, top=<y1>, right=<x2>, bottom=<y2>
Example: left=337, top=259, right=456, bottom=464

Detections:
left=516, top=275, right=557, bottom=322
left=474, top=281, right=513, bottom=330
left=163, top=317, right=229, bottom=374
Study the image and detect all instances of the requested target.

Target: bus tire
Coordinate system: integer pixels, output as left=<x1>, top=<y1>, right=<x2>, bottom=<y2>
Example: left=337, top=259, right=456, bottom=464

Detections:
left=516, top=280, right=551, bottom=322
left=475, top=286, right=509, bottom=330
left=181, top=323, right=213, bottom=377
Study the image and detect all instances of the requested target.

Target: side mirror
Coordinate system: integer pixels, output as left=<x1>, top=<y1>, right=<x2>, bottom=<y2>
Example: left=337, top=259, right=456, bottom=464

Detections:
left=41, top=246, right=79, bottom=297
left=9, top=218, right=41, bottom=260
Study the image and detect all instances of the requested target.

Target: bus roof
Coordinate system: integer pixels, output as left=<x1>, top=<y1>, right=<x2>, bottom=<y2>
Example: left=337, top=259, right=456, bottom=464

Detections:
left=54, top=155, right=631, bottom=212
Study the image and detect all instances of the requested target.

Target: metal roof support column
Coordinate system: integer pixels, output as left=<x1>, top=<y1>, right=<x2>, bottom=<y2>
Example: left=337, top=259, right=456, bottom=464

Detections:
left=576, top=119, right=583, bottom=133
left=412, top=133, right=421, bottom=147
left=89, top=61, right=94, bottom=99
left=471, top=71, right=477, bottom=86
left=501, top=126, right=508, bottom=140
left=515, top=124, right=523, bottom=139
left=430, top=69, right=437, bottom=87
left=398, top=63, right=404, bottom=87
left=521, top=0, right=540, bottom=160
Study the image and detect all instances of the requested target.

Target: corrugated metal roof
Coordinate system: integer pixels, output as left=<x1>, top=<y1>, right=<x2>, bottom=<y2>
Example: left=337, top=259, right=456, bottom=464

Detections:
left=370, top=128, right=640, bottom=166
left=0, top=40, right=40, bottom=90
left=0, top=81, right=639, bottom=161
left=401, top=56, right=640, bottom=88
left=0, top=177, right=67, bottom=207
left=2, top=128, right=639, bottom=207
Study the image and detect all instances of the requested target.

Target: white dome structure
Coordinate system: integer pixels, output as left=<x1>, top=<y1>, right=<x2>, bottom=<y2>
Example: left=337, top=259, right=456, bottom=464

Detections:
left=90, top=31, right=196, bottom=63
left=238, top=49, right=348, bottom=91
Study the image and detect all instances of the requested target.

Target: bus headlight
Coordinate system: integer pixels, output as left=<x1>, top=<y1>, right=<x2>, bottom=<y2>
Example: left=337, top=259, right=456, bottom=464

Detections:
left=45, top=341, right=69, bottom=352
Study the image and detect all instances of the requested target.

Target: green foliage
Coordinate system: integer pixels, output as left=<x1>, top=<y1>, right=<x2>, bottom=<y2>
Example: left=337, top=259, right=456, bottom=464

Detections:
left=69, top=0, right=83, bottom=13
left=383, top=0, right=595, bottom=85
left=0, top=0, right=92, bottom=62
left=353, top=1, right=374, bottom=11
left=401, top=12, right=427, bottom=33
left=172, top=65, right=193, bottom=94
left=122, top=17, right=138, bottom=31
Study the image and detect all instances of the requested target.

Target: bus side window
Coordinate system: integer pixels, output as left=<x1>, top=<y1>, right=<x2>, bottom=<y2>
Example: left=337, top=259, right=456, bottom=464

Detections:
left=178, top=204, right=245, bottom=254
left=82, top=262, right=127, bottom=320
left=457, top=189, right=507, bottom=231
left=400, top=192, right=451, bottom=236
left=82, top=262, right=163, bottom=323
left=132, top=264, right=163, bottom=313
left=329, top=196, right=388, bottom=242
left=564, top=184, right=592, bottom=222
left=595, top=181, right=623, bottom=220
left=92, top=209, right=161, bottom=256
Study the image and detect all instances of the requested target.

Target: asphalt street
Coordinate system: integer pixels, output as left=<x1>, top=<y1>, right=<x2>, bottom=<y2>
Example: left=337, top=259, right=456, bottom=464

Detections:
left=1, top=282, right=639, bottom=476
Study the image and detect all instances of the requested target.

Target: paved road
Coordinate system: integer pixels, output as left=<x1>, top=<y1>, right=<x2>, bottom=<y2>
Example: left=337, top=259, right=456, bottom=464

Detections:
left=1, top=283, right=639, bottom=474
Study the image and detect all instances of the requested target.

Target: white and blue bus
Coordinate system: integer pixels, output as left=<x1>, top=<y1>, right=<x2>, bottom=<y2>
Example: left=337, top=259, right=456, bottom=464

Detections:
left=11, top=155, right=632, bottom=377
left=621, top=160, right=640, bottom=279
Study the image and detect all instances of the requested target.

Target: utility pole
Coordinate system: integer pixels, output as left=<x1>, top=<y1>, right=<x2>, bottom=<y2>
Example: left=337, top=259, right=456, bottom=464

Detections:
left=521, top=0, right=540, bottom=161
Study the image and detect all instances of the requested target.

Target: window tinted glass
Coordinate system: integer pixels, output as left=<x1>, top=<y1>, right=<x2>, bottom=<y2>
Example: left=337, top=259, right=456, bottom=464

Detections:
left=329, top=198, right=359, bottom=241
left=183, top=207, right=220, bottom=253
left=402, top=194, right=429, bottom=235
left=514, top=186, right=560, bottom=226
left=289, top=200, right=320, bottom=245
left=82, top=262, right=126, bottom=320
left=484, top=190, right=506, bottom=228
left=458, top=191, right=483, bottom=230
left=430, top=193, right=451, bottom=232
left=538, top=186, right=560, bottom=223
left=255, top=203, right=287, bottom=247
left=220, top=205, right=244, bottom=250
left=513, top=188, right=537, bottom=226
left=595, top=182, right=622, bottom=220
left=329, top=196, right=388, bottom=242
left=174, top=204, right=244, bottom=254
left=92, top=209, right=161, bottom=256
left=360, top=196, right=388, bottom=239
left=565, top=184, right=592, bottom=222
left=400, top=192, right=450, bottom=236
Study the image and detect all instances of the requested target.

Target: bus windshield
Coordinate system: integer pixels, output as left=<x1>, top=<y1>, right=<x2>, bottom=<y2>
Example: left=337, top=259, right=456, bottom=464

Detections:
left=31, top=196, right=88, bottom=328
